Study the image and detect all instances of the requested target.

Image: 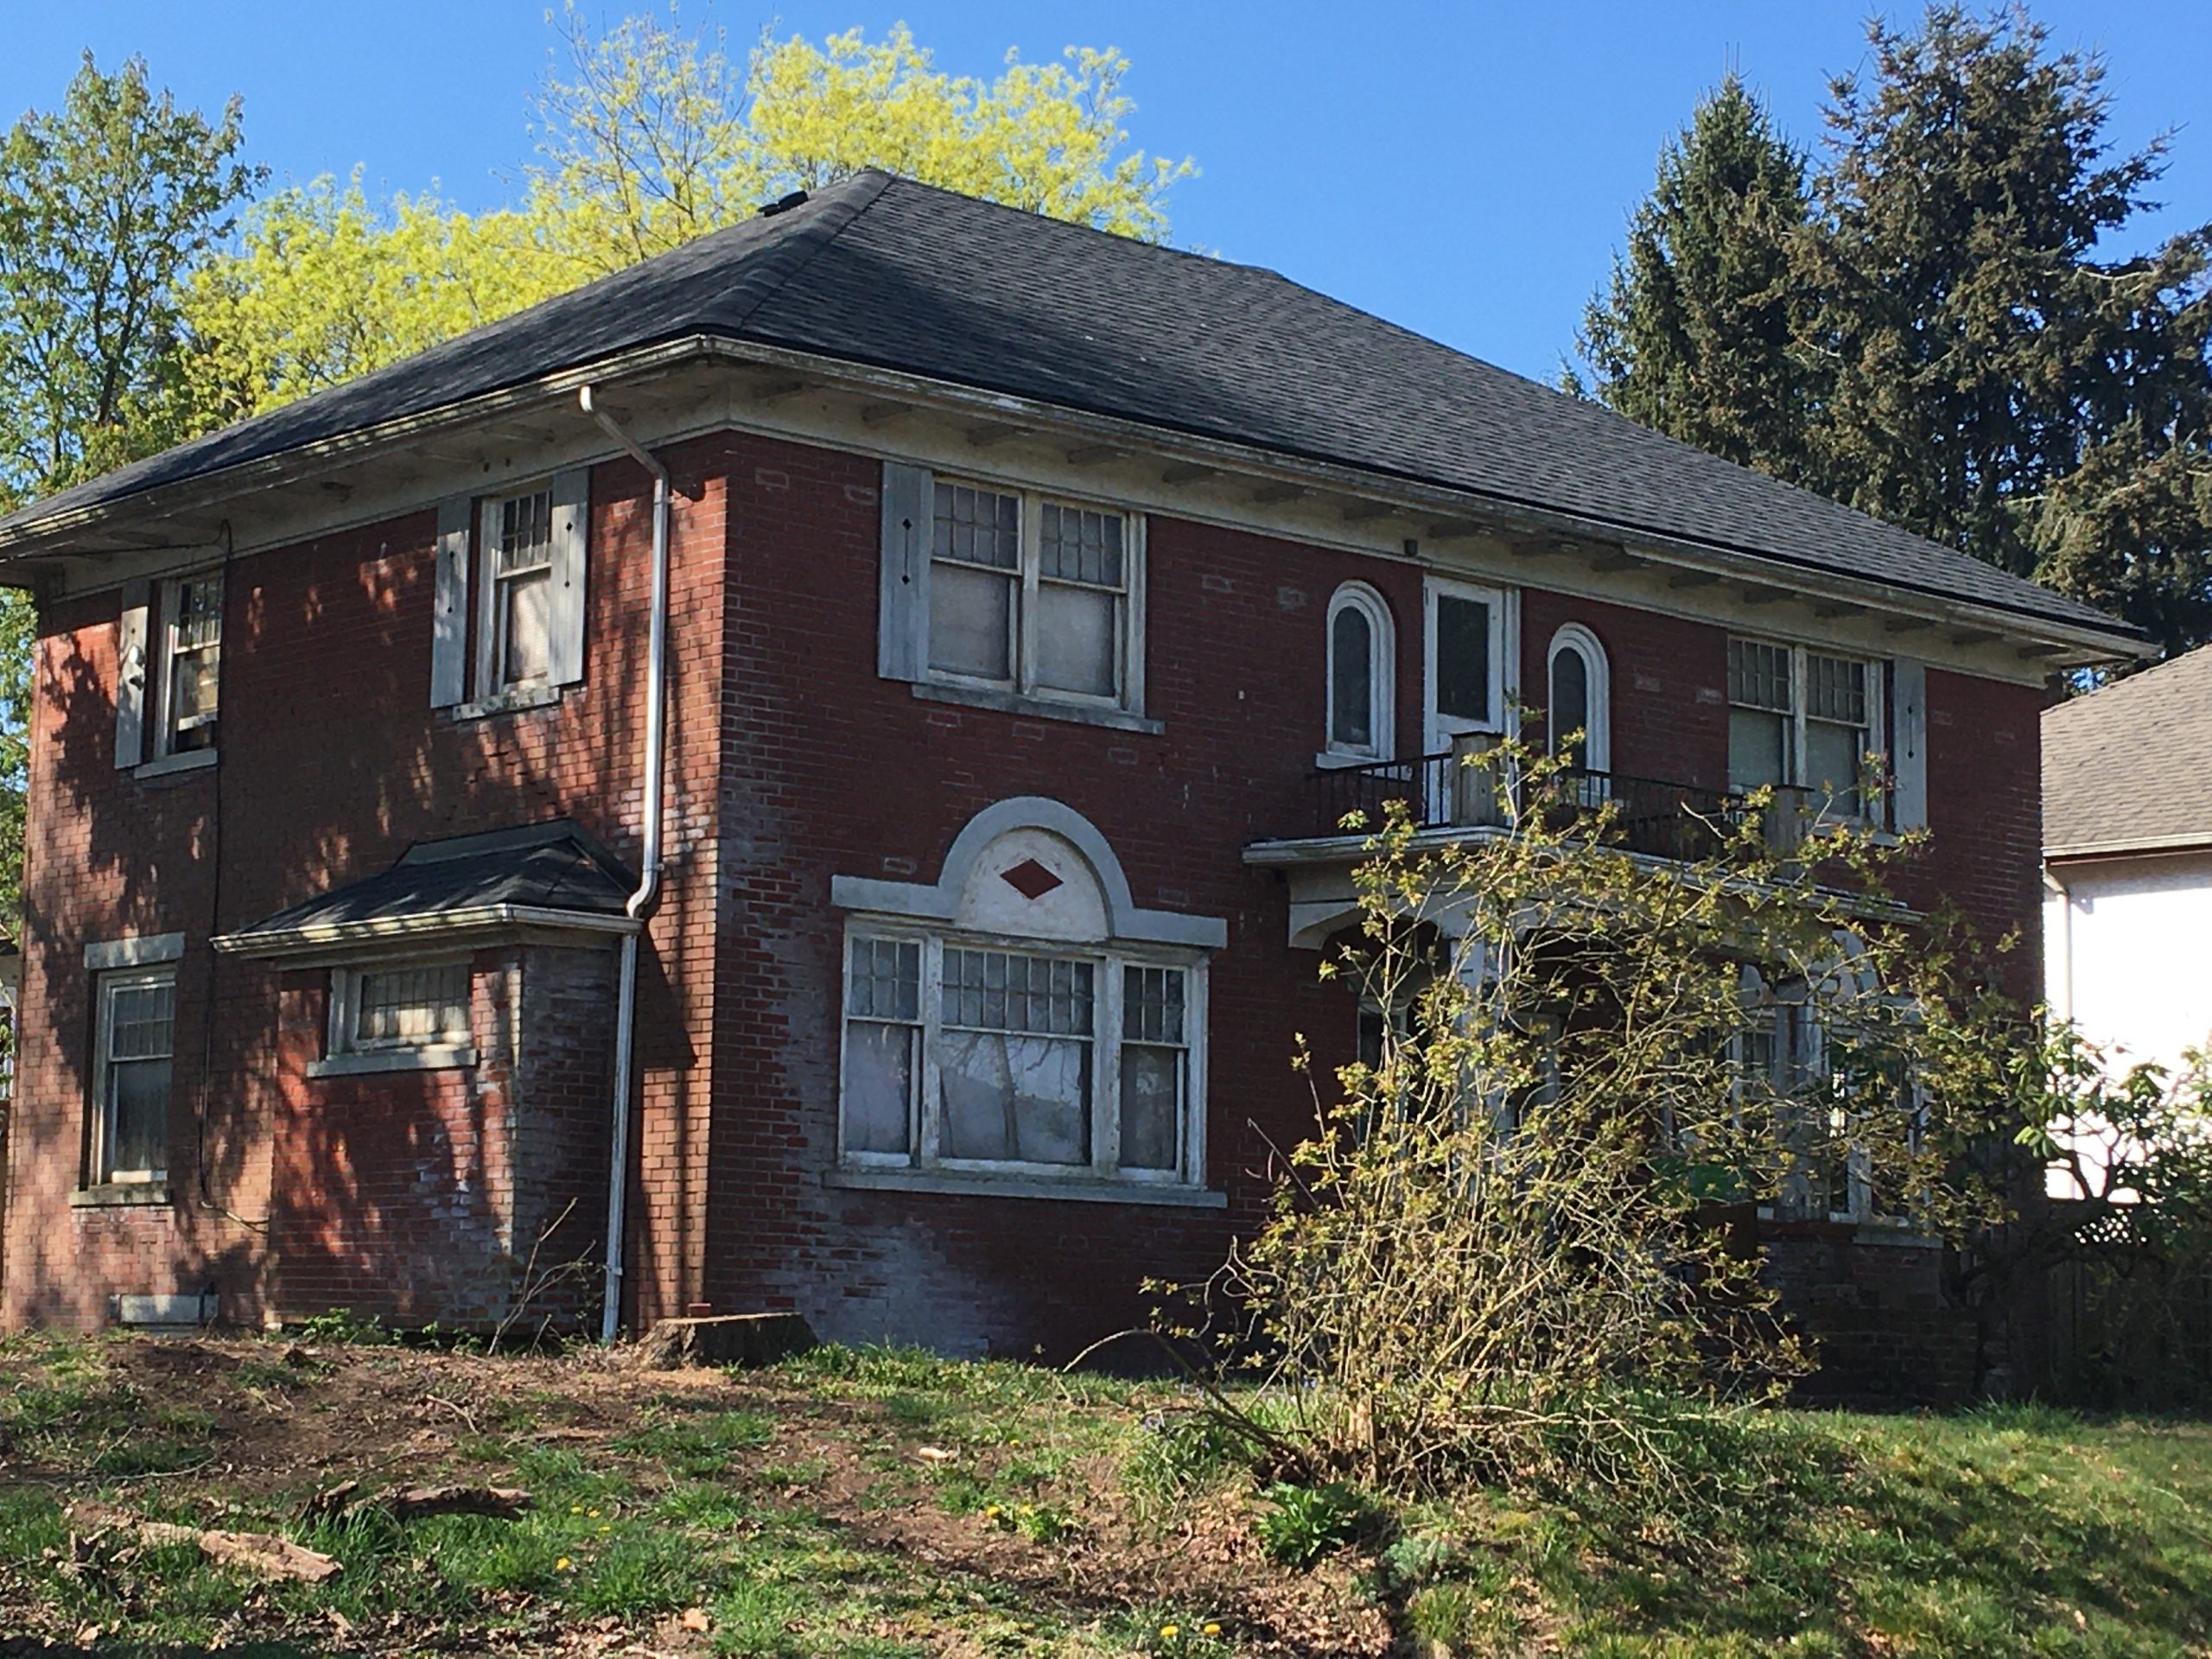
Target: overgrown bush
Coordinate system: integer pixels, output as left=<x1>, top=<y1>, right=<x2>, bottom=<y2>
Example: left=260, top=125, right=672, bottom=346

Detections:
left=1169, top=732, right=2019, bottom=1495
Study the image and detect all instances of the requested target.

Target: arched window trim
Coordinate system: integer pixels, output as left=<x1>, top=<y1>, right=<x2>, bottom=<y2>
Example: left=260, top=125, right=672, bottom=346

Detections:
left=1324, top=582, right=1395, bottom=763
left=1545, top=623, right=1611, bottom=775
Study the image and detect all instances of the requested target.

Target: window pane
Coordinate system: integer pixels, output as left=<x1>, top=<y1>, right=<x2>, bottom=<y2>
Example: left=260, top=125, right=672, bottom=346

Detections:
left=107, top=981, right=175, bottom=1061
left=356, top=963, right=468, bottom=1047
left=849, top=938, right=920, bottom=1022
left=1805, top=721, right=1865, bottom=814
left=1805, top=654, right=1866, bottom=723
left=1550, top=647, right=1589, bottom=767
left=844, top=1022, right=914, bottom=1154
left=107, top=1058, right=169, bottom=1178
left=1039, top=505, right=1124, bottom=588
left=499, top=489, right=555, bottom=574
left=1123, top=966, right=1185, bottom=1045
left=928, top=563, right=1014, bottom=680
left=932, top=483, right=1020, bottom=569
left=500, top=567, right=554, bottom=687
left=939, top=1030, right=1090, bottom=1165
left=1331, top=607, right=1373, bottom=749
left=944, top=949, right=1092, bottom=1035
left=1728, top=708, right=1789, bottom=791
left=1727, top=639, right=1793, bottom=712
left=1034, top=583, right=1118, bottom=697
left=1434, top=594, right=1492, bottom=723
left=1120, top=1046, right=1182, bottom=1171
left=175, top=577, right=222, bottom=651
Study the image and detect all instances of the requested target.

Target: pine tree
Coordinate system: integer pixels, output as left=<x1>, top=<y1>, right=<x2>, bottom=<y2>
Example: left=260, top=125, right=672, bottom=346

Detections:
left=1573, top=74, right=1818, bottom=481
left=1577, top=9, right=2212, bottom=663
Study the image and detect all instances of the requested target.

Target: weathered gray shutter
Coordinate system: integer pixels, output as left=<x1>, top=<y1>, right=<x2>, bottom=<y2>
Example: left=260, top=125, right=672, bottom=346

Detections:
left=114, top=581, right=150, bottom=768
left=877, top=461, right=933, bottom=682
left=430, top=496, right=472, bottom=709
left=547, top=466, right=591, bottom=688
left=1890, top=658, right=1929, bottom=831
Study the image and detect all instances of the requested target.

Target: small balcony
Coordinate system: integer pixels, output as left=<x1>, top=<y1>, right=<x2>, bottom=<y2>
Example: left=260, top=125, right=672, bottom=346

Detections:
left=1284, top=739, right=1819, bottom=863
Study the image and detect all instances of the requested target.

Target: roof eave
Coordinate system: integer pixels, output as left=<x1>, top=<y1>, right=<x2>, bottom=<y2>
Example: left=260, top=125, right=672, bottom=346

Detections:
left=211, top=903, right=642, bottom=962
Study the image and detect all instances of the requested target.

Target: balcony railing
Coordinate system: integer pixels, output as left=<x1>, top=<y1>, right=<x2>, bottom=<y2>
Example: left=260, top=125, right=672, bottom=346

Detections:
left=1301, top=740, right=1820, bottom=861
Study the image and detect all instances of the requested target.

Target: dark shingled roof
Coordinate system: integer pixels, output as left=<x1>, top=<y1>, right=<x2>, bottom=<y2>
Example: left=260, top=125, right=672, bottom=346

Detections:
left=2045, top=648, right=2212, bottom=855
left=220, top=821, right=633, bottom=950
left=0, top=170, right=2129, bottom=641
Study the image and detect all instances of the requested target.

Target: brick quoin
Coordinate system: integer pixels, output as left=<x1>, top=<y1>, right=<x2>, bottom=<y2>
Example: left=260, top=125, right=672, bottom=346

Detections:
left=1, top=423, right=2055, bottom=1389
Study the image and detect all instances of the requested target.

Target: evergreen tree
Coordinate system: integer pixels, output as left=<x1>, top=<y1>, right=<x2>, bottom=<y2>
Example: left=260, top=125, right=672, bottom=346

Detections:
left=1576, top=9, right=2212, bottom=663
left=1573, top=74, right=1819, bottom=482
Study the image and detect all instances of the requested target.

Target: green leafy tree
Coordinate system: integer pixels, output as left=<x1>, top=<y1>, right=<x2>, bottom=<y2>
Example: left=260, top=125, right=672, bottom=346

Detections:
left=0, top=53, right=258, bottom=930
left=1576, top=8, right=2212, bottom=662
left=184, top=10, right=1195, bottom=421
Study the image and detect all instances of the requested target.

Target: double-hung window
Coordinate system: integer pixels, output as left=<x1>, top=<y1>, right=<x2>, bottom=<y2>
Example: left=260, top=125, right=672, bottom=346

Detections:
left=156, top=574, right=223, bottom=757
left=1726, top=639, right=1881, bottom=823
left=326, top=960, right=473, bottom=1067
left=925, top=480, right=1139, bottom=709
left=840, top=929, right=1201, bottom=1185
left=92, top=969, right=175, bottom=1185
left=480, top=486, right=557, bottom=695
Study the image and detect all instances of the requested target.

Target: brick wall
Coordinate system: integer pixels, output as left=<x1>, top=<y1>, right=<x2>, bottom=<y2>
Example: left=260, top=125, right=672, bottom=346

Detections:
left=1, top=421, right=2052, bottom=1382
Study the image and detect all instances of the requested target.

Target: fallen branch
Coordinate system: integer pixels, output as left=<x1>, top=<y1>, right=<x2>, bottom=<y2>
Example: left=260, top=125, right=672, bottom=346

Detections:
left=68, top=1502, right=340, bottom=1585
left=301, top=1481, right=533, bottom=1525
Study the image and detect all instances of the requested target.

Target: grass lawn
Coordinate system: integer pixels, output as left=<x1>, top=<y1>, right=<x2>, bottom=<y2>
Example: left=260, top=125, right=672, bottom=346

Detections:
left=0, top=1332, right=2208, bottom=1657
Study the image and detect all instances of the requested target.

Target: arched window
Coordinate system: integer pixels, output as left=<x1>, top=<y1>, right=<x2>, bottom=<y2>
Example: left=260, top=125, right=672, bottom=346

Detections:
left=1325, top=583, right=1395, bottom=760
left=1545, top=624, right=1611, bottom=775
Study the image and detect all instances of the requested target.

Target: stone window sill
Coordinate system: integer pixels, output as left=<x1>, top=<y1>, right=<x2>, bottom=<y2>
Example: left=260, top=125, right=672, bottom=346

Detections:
left=134, top=749, right=219, bottom=782
left=823, top=1166, right=1226, bottom=1209
left=912, top=680, right=1164, bottom=735
left=306, top=1044, right=477, bottom=1078
left=450, top=684, right=564, bottom=721
left=73, top=1181, right=170, bottom=1209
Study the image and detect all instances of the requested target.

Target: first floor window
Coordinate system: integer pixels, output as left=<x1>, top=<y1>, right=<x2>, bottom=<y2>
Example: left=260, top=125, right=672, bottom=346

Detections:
left=332, top=960, right=471, bottom=1057
left=1727, top=638, right=1881, bottom=822
left=840, top=929, right=1201, bottom=1183
left=92, top=969, right=175, bottom=1184
left=926, top=480, right=1137, bottom=708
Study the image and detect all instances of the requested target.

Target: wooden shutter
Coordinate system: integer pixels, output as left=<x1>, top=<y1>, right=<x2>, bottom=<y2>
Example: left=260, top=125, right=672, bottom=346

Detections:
left=547, top=466, right=591, bottom=688
left=430, top=496, right=472, bottom=709
left=877, top=461, right=933, bottom=682
left=114, top=581, right=150, bottom=769
left=1890, top=658, right=1929, bottom=831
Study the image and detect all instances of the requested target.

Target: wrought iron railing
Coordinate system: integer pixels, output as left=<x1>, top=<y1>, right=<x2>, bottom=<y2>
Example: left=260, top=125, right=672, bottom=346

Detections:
left=1302, top=747, right=1817, bottom=861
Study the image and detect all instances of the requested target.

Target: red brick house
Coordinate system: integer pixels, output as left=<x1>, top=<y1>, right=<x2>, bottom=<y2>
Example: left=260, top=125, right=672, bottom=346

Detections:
left=0, top=173, right=2141, bottom=1385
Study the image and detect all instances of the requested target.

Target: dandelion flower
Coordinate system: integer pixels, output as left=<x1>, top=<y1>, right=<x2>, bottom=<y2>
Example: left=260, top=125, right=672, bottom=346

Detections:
left=1160, top=1625, right=1179, bottom=1640
left=555, top=1556, right=574, bottom=1572
left=1204, top=1624, right=1221, bottom=1637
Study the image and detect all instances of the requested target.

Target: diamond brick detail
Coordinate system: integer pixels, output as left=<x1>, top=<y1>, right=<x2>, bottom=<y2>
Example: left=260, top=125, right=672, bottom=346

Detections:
left=1001, top=858, right=1064, bottom=900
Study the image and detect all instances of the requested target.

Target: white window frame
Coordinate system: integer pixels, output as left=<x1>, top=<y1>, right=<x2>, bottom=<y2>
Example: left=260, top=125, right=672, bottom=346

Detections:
left=152, top=569, right=224, bottom=760
left=326, top=958, right=475, bottom=1069
left=474, top=483, right=559, bottom=700
left=1423, top=577, right=1510, bottom=752
left=91, top=966, right=175, bottom=1186
left=1544, top=623, right=1611, bottom=775
left=1726, top=638, right=1885, bottom=824
left=836, top=923, right=1206, bottom=1188
left=1323, top=582, right=1395, bottom=764
left=925, top=478, right=1147, bottom=715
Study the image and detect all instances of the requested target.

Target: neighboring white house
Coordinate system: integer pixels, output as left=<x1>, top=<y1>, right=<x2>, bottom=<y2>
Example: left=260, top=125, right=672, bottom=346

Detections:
left=2044, top=648, right=2212, bottom=1192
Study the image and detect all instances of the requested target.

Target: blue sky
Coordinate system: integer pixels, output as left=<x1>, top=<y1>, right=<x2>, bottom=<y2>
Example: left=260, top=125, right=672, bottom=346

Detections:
left=5, top=2, right=2206, bottom=385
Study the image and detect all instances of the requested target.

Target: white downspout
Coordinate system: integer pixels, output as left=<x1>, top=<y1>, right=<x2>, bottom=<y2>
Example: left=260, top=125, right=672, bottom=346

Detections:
left=582, top=385, right=671, bottom=1343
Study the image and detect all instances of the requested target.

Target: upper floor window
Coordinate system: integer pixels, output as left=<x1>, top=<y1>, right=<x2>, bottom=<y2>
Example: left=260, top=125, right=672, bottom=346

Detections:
left=92, top=968, right=174, bottom=1185
left=1325, top=582, right=1395, bottom=760
left=1726, top=638, right=1880, bottom=821
left=429, top=469, right=589, bottom=715
left=927, top=480, right=1136, bottom=706
left=156, top=574, right=223, bottom=757
left=1545, top=624, right=1610, bottom=774
left=842, top=929, right=1203, bottom=1185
